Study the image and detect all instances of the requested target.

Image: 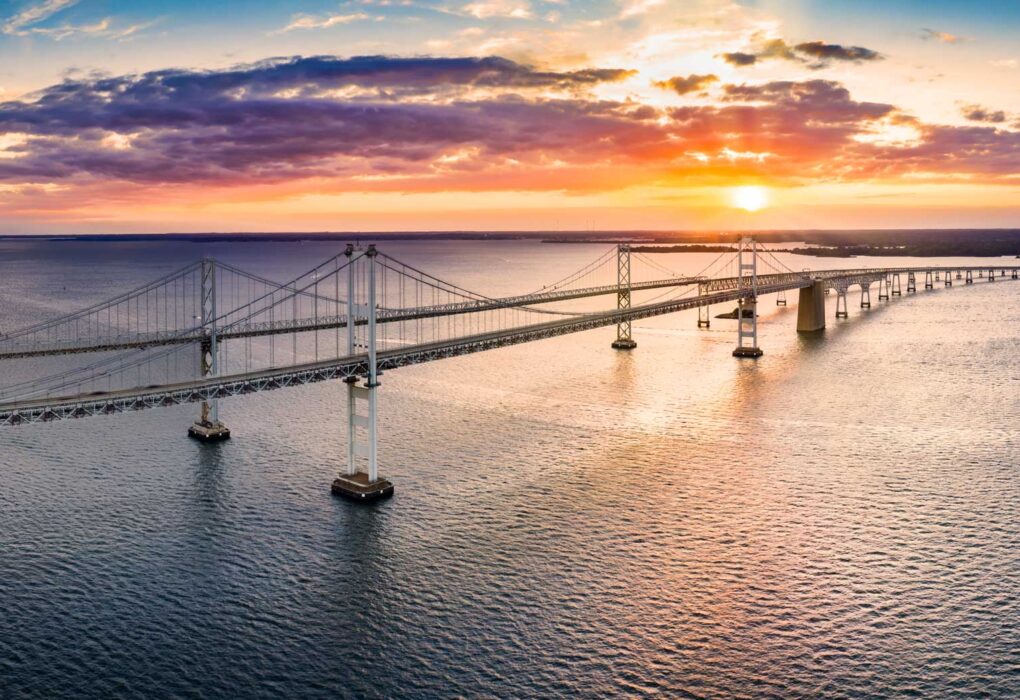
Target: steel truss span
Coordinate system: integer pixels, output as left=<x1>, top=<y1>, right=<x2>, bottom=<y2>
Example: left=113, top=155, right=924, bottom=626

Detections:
left=2, top=240, right=1020, bottom=427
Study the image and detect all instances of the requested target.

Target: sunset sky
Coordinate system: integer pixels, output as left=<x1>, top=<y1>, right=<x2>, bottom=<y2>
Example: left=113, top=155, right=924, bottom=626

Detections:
left=1, top=0, right=1019, bottom=233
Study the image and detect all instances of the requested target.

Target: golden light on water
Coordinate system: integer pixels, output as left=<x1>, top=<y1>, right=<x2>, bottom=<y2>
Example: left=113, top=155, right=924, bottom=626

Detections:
left=731, top=186, right=769, bottom=212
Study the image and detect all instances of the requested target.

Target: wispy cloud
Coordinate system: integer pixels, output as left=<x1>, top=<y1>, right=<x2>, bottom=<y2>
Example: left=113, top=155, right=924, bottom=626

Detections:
left=2, top=0, right=78, bottom=35
left=921, top=28, right=964, bottom=44
left=654, top=73, right=718, bottom=96
left=460, top=0, right=532, bottom=20
left=961, top=105, right=1007, bottom=123
left=720, top=37, right=883, bottom=69
left=619, top=0, right=665, bottom=20
left=272, top=12, right=373, bottom=34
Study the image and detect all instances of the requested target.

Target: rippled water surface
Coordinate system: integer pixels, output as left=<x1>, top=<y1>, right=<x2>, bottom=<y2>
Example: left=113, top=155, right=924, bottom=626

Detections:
left=1, top=239, right=1018, bottom=698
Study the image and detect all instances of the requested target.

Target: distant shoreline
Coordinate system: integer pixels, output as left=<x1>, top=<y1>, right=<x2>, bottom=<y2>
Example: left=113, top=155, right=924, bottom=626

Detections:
left=2, top=229, right=1020, bottom=257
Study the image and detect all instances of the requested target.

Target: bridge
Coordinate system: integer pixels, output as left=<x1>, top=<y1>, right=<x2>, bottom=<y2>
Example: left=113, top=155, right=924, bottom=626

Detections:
left=2, top=240, right=1018, bottom=500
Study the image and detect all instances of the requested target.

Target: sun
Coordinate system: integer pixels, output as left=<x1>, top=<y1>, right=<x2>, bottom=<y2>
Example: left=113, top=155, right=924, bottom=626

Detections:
left=731, top=186, right=769, bottom=212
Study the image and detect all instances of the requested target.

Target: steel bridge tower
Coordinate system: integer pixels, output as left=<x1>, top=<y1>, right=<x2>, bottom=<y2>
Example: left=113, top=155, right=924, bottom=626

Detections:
left=333, top=245, right=394, bottom=501
left=611, top=243, right=638, bottom=350
left=188, top=258, right=230, bottom=441
left=732, top=238, right=763, bottom=358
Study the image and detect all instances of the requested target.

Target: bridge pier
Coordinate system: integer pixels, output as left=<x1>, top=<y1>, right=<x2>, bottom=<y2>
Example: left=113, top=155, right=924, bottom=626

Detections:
left=835, top=286, right=849, bottom=318
left=777, top=290, right=787, bottom=306
left=860, top=282, right=871, bottom=308
left=796, top=280, right=826, bottom=332
left=189, top=259, right=230, bottom=442
left=878, top=276, right=890, bottom=300
left=332, top=245, right=393, bottom=502
left=907, top=272, right=917, bottom=293
left=966, top=270, right=973, bottom=284
left=697, top=283, right=711, bottom=327
left=892, top=273, right=902, bottom=296
left=945, top=274, right=953, bottom=287
left=956, top=271, right=962, bottom=280
left=988, top=269, right=995, bottom=282
left=1013, top=270, right=1018, bottom=280
left=732, top=238, right=762, bottom=358
left=935, top=271, right=941, bottom=282
left=924, top=270, right=933, bottom=289
left=611, top=244, right=637, bottom=349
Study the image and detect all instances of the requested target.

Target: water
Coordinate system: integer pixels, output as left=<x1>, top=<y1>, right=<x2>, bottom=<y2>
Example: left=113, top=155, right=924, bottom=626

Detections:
left=1, top=239, right=1018, bottom=698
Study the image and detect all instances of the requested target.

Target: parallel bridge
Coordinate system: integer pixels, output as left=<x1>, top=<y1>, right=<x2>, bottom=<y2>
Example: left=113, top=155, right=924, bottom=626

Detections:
left=2, top=241, right=1017, bottom=498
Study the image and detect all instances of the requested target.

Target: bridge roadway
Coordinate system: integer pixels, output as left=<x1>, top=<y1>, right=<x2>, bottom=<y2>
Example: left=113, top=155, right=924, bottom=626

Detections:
left=3, top=265, right=1019, bottom=425
left=3, top=264, right=1020, bottom=360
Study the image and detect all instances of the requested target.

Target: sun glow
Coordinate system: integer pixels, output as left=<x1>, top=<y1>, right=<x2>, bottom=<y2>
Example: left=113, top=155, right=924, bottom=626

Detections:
left=731, top=185, right=769, bottom=212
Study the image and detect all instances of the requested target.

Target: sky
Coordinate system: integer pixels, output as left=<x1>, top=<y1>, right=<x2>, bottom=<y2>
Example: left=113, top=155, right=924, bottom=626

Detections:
left=0, top=0, right=1019, bottom=233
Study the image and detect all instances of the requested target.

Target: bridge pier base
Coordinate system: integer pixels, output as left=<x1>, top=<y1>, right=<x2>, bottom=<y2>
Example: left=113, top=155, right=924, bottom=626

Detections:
left=188, top=417, right=231, bottom=442
left=796, top=280, right=826, bottom=332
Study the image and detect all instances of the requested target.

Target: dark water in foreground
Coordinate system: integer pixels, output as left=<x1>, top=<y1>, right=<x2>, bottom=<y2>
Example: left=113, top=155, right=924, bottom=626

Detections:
left=1, top=239, right=1018, bottom=698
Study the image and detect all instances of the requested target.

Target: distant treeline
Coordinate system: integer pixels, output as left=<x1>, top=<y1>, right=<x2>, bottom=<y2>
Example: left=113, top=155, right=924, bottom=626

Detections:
left=630, top=245, right=736, bottom=253
left=790, top=242, right=1020, bottom=258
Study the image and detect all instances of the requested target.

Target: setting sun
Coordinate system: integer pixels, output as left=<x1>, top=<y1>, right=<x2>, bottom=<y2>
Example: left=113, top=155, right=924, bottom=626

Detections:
left=731, top=186, right=769, bottom=212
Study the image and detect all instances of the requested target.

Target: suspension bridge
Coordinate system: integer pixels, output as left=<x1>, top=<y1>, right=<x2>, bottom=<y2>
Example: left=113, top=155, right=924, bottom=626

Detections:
left=2, top=240, right=1018, bottom=500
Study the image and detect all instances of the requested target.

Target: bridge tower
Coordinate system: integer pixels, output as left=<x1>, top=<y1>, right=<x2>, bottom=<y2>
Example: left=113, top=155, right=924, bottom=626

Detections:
left=188, top=258, right=230, bottom=442
left=333, top=244, right=394, bottom=502
left=924, top=270, right=933, bottom=289
left=860, top=282, right=871, bottom=308
left=697, top=282, right=711, bottom=328
left=732, top=238, right=763, bottom=358
left=611, top=244, right=637, bottom=349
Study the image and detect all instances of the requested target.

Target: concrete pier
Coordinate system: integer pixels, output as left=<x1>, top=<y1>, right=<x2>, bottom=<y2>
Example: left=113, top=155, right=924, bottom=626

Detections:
left=611, top=338, right=638, bottom=350
left=332, top=472, right=394, bottom=501
left=188, top=420, right=231, bottom=442
left=797, top=281, right=826, bottom=332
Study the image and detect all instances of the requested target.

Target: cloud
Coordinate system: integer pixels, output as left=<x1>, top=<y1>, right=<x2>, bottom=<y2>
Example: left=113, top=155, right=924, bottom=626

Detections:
left=273, top=12, right=372, bottom=34
left=460, top=0, right=532, bottom=19
left=921, top=28, right=963, bottom=44
left=2, top=0, right=78, bottom=34
left=619, top=0, right=665, bottom=19
left=720, top=52, right=757, bottom=67
left=793, top=41, right=882, bottom=64
left=1, top=56, right=1018, bottom=200
left=720, top=37, right=882, bottom=69
left=961, top=105, right=1007, bottom=123
left=654, top=73, right=718, bottom=96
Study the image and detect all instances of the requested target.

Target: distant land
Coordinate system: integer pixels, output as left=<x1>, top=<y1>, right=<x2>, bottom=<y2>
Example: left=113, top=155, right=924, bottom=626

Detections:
left=2, top=229, right=1020, bottom=257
